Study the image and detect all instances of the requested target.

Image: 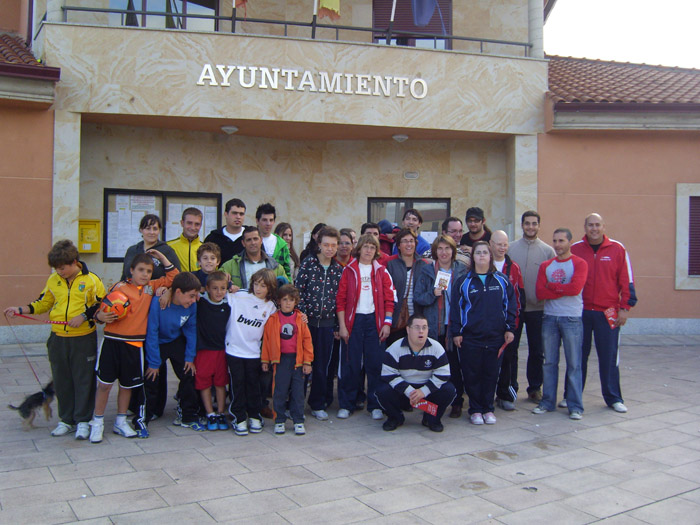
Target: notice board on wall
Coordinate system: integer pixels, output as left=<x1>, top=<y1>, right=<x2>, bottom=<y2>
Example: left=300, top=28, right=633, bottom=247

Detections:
left=103, top=188, right=222, bottom=262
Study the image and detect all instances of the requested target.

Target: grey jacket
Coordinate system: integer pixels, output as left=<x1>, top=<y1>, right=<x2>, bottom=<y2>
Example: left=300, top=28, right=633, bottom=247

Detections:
left=414, top=260, right=469, bottom=341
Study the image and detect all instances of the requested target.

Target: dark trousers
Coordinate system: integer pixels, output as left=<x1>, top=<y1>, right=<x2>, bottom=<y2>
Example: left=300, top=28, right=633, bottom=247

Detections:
left=522, top=310, right=545, bottom=393
left=459, top=340, right=503, bottom=414
left=438, top=332, right=464, bottom=407
left=227, top=354, right=262, bottom=423
left=47, top=332, right=97, bottom=425
left=582, top=309, right=623, bottom=406
left=129, top=362, right=168, bottom=417
left=307, top=325, right=336, bottom=411
left=338, top=313, right=384, bottom=412
left=133, top=336, right=198, bottom=430
left=375, top=380, right=456, bottom=425
left=272, top=354, right=305, bottom=424
left=496, top=318, right=524, bottom=402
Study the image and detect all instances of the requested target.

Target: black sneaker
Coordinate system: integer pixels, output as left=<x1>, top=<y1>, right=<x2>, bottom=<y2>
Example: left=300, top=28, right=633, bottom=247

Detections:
left=421, top=415, right=444, bottom=433
left=382, top=418, right=404, bottom=431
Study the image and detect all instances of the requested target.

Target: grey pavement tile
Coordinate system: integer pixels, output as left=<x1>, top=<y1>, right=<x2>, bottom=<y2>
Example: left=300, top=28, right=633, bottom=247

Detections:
left=628, top=496, right=700, bottom=525
left=592, top=455, right=668, bottom=479
left=50, top=458, right=135, bottom=481
left=0, top=450, right=72, bottom=472
left=368, top=444, right=446, bottom=468
left=486, top=457, right=568, bottom=483
left=197, top=440, right=275, bottom=461
left=477, top=427, right=541, bottom=446
left=639, top=444, right=700, bottom=466
left=235, top=449, right=319, bottom=472
left=303, top=455, right=387, bottom=480
left=358, top=429, right=436, bottom=451
left=63, top=518, right=113, bottom=525
left=125, top=448, right=210, bottom=471
left=0, top=466, right=53, bottom=490
left=0, top=479, right=90, bottom=508
left=356, top=510, right=432, bottom=524
left=279, top=496, right=381, bottom=524
left=85, top=469, right=175, bottom=495
left=424, top=435, right=495, bottom=456
left=280, top=476, right=372, bottom=506
left=667, top=461, right=700, bottom=483
left=301, top=439, right=381, bottom=462
left=564, top=486, right=654, bottom=519
left=164, top=458, right=250, bottom=480
left=358, top=483, right=450, bottom=515
left=133, top=434, right=215, bottom=454
left=199, top=489, right=298, bottom=521
left=410, top=495, right=509, bottom=523
left=0, top=438, right=40, bottom=457
left=234, top=465, right=321, bottom=491
left=413, top=453, right=493, bottom=478
left=497, top=501, right=596, bottom=524
left=619, top=472, right=699, bottom=500
left=541, top=447, right=613, bottom=470
left=473, top=441, right=551, bottom=466
left=478, top=482, right=569, bottom=512
left=428, top=471, right=513, bottom=499
left=351, top=464, right=438, bottom=492
left=223, top=513, right=289, bottom=524
left=110, top=502, right=216, bottom=523
left=64, top=442, right=144, bottom=464
left=0, top=501, right=76, bottom=524
left=569, top=425, right=633, bottom=444
left=538, top=467, right=621, bottom=495
left=679, top=488, right=700, bottom=505
left=586, top=437, right=658, bottom=458
left=155, top=476, right=248, bottom=505
left=595, top=516, right=648, bottom=524
left=68, top=488, right=167, bottom=520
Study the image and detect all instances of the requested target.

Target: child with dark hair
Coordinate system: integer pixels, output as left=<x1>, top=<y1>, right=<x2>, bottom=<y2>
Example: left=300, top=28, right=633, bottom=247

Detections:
left=194, top=242, right=223, bottom=289
left=262, top=284, right=314, bottom=435
left=4, top=240, right=106, bottom=440
left=133, top=272, right=201, bottom=438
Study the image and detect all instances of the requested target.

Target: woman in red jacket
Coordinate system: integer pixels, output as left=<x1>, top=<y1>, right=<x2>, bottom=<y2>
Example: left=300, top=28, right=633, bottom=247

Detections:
left=336, top=234, right=395, bottom=420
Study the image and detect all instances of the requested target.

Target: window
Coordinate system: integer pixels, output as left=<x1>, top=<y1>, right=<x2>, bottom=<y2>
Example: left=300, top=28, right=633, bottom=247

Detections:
left=675, top=184, right=700, bottom=289
left=373, top=0, right=452, bottom=49
left=368, top=198, right=450, bottom=234
left=109, top=0, right=218, bottom=31
left=689, top=196, right=700, bottom=276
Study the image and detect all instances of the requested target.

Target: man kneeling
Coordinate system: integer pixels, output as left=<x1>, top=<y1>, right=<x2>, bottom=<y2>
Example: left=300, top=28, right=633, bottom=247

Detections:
left=376, top=314, right=456, bottom=432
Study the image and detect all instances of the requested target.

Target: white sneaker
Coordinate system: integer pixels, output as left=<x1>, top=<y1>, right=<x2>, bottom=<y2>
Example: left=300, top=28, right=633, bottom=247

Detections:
left=311, top=409, right=329, bottom=421
left=337, top=409, right=350, bottom=419
left=234, top=420, right=248, bottom=436
left=113, top=419, right=137, bottom=438
left=274, top=423, right=285, bottom=434
left=89, top=419, right=104, bottom=443
left=75, top=422, right=90, bottom=440
left=50, top=422, right=74, bottom=437
left=294, top=423, right=306, bottom=435
left=612, top=402, right=628, bottom=413
left=249, top=418, right=263, bottom=433
left=371, top=409, right=383, bottom=420
left=569, top=411, right=583, bottom=420
left=558, top=399, right=568, bottom=408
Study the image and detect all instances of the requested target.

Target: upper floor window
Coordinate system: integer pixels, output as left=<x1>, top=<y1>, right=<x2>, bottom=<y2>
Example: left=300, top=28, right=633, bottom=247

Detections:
left=373, top=0, right=452, bottom=50
left=109, top=0, right=218, bottom=32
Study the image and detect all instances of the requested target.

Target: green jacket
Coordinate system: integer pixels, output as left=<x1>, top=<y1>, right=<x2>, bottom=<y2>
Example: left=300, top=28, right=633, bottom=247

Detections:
left=267, top=234, right=291, bottom=279
left=220, top=251, right=288, bottom=289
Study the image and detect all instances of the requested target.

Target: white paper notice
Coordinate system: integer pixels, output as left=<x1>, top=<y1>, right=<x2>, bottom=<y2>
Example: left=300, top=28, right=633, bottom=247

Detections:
left=204, top=206, right=218, bottom=239
left=422, top=231, right=438, bottom=245
left=115, top=195, right=130, bottom=210
left=107, top=212, right=119, bottom=258
left=131, top=195, right=156, bottom=211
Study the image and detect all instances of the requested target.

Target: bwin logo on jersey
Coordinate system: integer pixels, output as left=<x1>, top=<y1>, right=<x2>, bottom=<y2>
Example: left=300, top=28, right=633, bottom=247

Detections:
left=238, top=314, right=262, bottom=328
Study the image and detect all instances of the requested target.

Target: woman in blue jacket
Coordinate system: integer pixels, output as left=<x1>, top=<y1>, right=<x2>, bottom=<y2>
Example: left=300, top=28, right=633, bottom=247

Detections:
left=450, top=241, right=516, bottom=426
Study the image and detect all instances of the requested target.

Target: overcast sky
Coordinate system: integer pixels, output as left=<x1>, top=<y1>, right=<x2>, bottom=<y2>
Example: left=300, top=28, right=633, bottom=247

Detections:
left=544, top=0, right=700, bottom=69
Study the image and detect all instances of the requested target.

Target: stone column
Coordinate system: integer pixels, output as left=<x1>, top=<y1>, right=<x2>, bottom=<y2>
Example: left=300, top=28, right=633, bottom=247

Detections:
left=528, top=0, right=544, bottom=59
left=52, top=110, right=81, bottom=243
left=506, top=135, right=538, bottom=238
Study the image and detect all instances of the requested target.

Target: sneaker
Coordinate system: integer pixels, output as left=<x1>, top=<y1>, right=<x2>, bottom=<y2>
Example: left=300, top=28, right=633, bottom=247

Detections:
left=217, top=414, right=230, bottom=431
left=337, top=409, right=350, bottom=419
left=421, top=414, right=444, bottom=432
left=75, top=422, right=90, bottom=440
left=172, top=404, right=182, bottom=426
left=371, top=409, right=383, bottom=420
left=89, top=419, right=104, bottom=443
left=311, top=409, right=329, bottom=421
left=294, top=423, right=306, bottom=435
left=234, top=420, right=248, bottom=436
left=558, top=399, right=568, bottom=408
left=249, top=418, right=263, bottom=433
left=483, top=412, right=497, bottom=425
left=274, top=423, right=286, bottom=434
left=180, top=420, right=206, bottom=432
left=528, top=390, right=543, bottom=403
left=569, top=411, right=583, bottom=420
left=382, top=418, right=404, bottom=432
left=51, top=422, right=74, bottom=437
left=470, top=413, right=484, bottom=425
left=532, top=405, right=549, bottom=415
left=207, top=415, right=218, bottom=431
left=449, top=405, right=462, bottom=418
left=612, top=402, right=628, bottom=413
left=113, top=419, right=137, bottom=438
left=172, top=415, right=182, bottom=426
left=496, top=399, right=515, bottom=411
left=136, top=426, right=149, bottom=439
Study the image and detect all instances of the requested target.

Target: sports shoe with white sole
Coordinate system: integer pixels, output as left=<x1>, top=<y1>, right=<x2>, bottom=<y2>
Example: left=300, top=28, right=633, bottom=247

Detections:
left=274, top=423, right=285, bottom=434
left=294, top=423, right=306, bottom=435
left=483, top=412, right=497, bottom=424
left=75, top=422, right=90, bottom=440
left=234, top=420, right=248, bottom=436
left=113, top=419, right=137, bottom=438
left=532, top=405, right=549, bottom=415
left=569, top=411, right=583, bottom=420
left=180, top=420, right=206, bottom=431
left=371, top=409, right=383, bottom=420
left=249, top=418, right=263, bottom=433
left=336, top=409, right=350, bottom=419
left=51, top=422, right=74, bottom=437
left=558, top=399, right=568, bottom=408
left=311, top=409, right=329, bottom=421
left=612, top=402, right=628, bottom=413
left=89, top=418, right=104, bottom=443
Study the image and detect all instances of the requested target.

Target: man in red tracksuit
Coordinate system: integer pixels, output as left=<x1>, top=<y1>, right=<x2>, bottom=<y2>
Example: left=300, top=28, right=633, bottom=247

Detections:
left=570, top=213, right=637, bottom=413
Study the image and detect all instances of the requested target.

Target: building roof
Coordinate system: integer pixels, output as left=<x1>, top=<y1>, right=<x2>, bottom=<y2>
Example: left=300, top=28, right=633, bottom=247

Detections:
left=0, top=33, right=60, bottom=81
left=547, top=55, right=700, bottom=107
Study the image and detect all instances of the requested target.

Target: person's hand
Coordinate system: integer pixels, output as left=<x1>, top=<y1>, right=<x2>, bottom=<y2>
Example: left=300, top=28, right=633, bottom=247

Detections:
left=95, top=310, right=118, bottom=324
left=504, top=331, right=514, bottom=345
left=615, top=309, right=629, bottom=328
left=261, top=363, right=269, bottom=372
left=333, top=331, right=340, bottom=340
left=379, top=324, right=391, bottom=342
left=302, top=364, right=312, bottom=375
left=67, top=315, right=85, bottom=328
left=4, top=306, right=20, bottom=317
left=228, top=283, right=239, bottom=293
left=453, top=335, right=463, bottom=348
left=159, top=288, right=172, bottom=310
left=300, top=312, right=309, bottom=324
left=339, top=326, right=349, bottom=344
left=183, top=362, right=196, bottom=375
left=145, top=367, right=159, bottom=381
left=155, top=286, right=168, bottom=297
left=433, top=287, right=443, bottom=297
left=409, top=389, right=426, bottom=405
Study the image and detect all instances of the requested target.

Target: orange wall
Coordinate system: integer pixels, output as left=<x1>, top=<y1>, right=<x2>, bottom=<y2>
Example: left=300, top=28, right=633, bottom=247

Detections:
left=0, top=0, right=24, bottom=34
left=538, top=131, right=700, bottom=319
left=0, top=105, right=54, bottom=316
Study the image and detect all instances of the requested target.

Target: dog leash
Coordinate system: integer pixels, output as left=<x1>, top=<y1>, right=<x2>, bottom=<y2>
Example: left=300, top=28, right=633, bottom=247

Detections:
left=13, top=313, right=68, bottom=325
left=3, top=313, right=45, bottom=386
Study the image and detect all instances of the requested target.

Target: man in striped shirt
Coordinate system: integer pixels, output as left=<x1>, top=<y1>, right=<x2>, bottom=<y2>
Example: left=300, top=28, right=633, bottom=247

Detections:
left=376, top=314, right=456, bottom=432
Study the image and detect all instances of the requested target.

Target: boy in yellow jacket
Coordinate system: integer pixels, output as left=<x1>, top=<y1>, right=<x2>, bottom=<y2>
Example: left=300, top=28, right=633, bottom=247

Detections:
left=4, top=240, right=106, bottom=440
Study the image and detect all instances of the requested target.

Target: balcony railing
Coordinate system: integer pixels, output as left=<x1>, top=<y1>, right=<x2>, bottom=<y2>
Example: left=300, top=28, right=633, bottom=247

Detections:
left=57, top=5, right=532, bottom=56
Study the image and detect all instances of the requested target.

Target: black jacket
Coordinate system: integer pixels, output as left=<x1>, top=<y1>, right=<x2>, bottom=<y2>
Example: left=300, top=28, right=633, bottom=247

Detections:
left=204, top=227, right=244, bottom=265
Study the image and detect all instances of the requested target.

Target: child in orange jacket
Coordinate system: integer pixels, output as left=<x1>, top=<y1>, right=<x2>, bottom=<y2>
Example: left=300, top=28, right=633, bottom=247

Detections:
left=262, top=284, right=313, bottom=435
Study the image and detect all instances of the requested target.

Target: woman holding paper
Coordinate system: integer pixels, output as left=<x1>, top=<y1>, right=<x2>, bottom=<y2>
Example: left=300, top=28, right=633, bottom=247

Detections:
left=450, top=241, right=517, bottom=425
left=414, top=234, right=468, bottom=418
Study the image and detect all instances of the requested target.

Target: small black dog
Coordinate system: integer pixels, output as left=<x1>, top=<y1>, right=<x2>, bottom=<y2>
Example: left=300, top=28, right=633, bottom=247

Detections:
left=9, top=381, right=55, bottom=430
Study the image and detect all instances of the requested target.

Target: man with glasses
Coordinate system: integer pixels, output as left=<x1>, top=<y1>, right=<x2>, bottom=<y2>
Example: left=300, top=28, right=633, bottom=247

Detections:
left=459, top=207, right=492, bottom=248
left=442, top=217, right=472, bottom=268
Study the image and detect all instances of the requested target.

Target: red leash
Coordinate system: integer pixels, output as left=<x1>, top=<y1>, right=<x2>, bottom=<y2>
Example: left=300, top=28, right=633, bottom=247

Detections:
left=3, top=313, right=48, bottom=386
left=13, top=313, right=68, bottom=325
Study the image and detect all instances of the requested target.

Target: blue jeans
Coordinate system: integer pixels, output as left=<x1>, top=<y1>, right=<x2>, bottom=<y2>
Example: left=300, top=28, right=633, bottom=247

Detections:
left=541, top=315, right=584, bottom=413
left=582, top=309, right=623, bottom=406
left=523, top=310, right=545, bottom=393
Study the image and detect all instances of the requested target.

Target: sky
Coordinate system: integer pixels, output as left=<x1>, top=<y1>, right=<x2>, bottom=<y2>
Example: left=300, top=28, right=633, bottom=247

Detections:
left=544, top=0, right=700, bottom=69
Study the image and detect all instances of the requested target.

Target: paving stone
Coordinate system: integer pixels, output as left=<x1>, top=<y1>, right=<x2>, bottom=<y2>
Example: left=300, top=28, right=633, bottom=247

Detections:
left=497, top=501, right=596, bottom=524
left=280, top=476, right=372, bottom=506
left=358, top=483, right=450, bottom=514
left=199, top=489, right=298, bottom=521
left=428, top=471, right=513, bottom=498
left=164, top=458, right=250, bottom=481
left=236, top=449, right=318, bottom=472
left=668, top=461, right=700, bottom=483
left=424, top=435, right=495, bottom=456
left=303, top=455, right=386, bottom=480
left=234, top=465, right=321, bottom=491
left=358, top=511, right=432, bottom=524
left=478, top=482, right=569, bottom=511
left=279, top=496, right=381, bottom=524
left=301, top=440, right=381, bottom=461
left=0, top=501, right=76, bottom=524
left=628, top=496, right=700, bottom=524
left=110, top=502, right=216, bottom=523
left=68, top=488, right=167, bottom=520
left=639, top=444, right=700, bottom=467
left=0, top=450, right=72, bottom=472
left=85, top=469, right=175, bottom=495
left=0, top=479, right=90, bottom=508
left=50, top=458, right=135, bottom=481
left=538, top=467, right=621, bottom=495
left=414, top=453, right=493, bottom=478
left=541, top=447, right=613, bottom=469
left=618, top=471, right=699, bottom=500
left=486, top=457, right=568, bottom=483
left=0, top=466, right=53, bottom=490
left=368, top=444, right=446, bottom=468
left=410, top=495, right=508, bottom=523
left=126, top=449, right=209, bottom=471
left=564, top=486, right=654, bottom=519
left=156, top=476, right=248, bottom=505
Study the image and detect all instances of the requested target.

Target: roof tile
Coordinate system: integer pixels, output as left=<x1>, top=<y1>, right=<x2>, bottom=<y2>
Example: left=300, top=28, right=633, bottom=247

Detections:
left=0, top=34, right=42, bottom=67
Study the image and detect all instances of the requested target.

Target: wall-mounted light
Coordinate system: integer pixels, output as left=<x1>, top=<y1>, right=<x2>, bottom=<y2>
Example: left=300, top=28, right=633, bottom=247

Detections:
left=404, top=171, right=419, bottom=180
left=392, top=134, right=409, bottom=143
left=221, top=125, right=239, bottom=135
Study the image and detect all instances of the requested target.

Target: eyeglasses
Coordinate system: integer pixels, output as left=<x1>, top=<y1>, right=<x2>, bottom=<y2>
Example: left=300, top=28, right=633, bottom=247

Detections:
left=400, top=239, right=416, bottom=244
left=339, top=242, right=352, bottom=247
left=446, top=229, right=463, bottom=235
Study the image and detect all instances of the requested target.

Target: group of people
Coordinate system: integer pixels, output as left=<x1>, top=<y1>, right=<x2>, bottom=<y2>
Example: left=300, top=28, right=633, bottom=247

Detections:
left=4, top=197, right=636, bottom=441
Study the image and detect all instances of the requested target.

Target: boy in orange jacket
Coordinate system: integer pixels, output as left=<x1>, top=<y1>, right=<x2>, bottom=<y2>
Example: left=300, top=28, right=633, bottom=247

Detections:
left=262, top=284, right=313, bottom=435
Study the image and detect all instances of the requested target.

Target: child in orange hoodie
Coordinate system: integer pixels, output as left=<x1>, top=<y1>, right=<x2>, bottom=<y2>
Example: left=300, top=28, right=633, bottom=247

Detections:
left=261, top=284, right=313, bottom=435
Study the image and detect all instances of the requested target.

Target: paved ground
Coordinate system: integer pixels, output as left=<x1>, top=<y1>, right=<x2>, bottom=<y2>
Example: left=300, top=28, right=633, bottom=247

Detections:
left=0, top=335, right=699, bottom=524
